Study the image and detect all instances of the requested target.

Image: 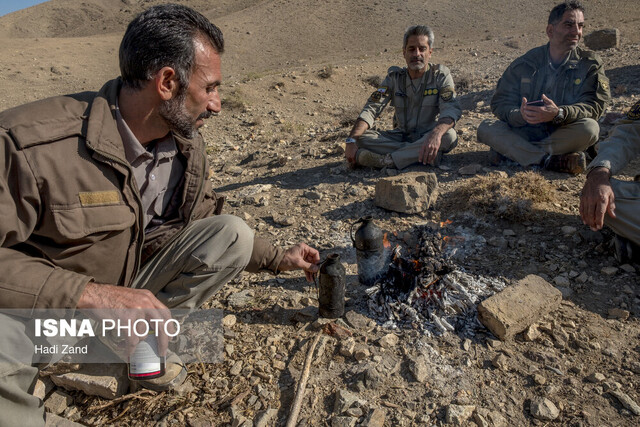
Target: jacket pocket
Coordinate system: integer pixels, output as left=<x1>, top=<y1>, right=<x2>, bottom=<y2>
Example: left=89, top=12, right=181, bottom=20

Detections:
left=51, top=204, right=136, bottom=240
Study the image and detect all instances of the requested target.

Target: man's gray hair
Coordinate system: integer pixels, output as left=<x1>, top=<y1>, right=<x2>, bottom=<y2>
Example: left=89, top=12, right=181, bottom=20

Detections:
left=403, top=25, right=434, bottom=49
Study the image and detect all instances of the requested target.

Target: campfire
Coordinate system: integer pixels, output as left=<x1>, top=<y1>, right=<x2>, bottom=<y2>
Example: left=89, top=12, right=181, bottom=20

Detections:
left=365, top=224, right=506, bottom=337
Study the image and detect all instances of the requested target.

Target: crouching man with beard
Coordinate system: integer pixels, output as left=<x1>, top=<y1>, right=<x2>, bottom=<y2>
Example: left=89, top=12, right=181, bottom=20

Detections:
left=0, top=5, right=319, bottom=425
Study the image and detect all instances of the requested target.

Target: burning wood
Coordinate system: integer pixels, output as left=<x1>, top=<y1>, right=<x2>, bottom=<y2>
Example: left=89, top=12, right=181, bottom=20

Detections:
left=366, top=224, right=506, bottom=337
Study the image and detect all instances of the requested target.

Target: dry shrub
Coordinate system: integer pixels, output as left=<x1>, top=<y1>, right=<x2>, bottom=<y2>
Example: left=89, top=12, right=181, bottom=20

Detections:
left=444, top=171, right=559, bottom=221
left=318, top=65, right=333, bottom=79
left=363, top=75, right=382, bottom=87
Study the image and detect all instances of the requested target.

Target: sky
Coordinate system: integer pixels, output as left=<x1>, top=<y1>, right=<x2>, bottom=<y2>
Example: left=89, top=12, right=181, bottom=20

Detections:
left=0, top=0, right=49, bottom=17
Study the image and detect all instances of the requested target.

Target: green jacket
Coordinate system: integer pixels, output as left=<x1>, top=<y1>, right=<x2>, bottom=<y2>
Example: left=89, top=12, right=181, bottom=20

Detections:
left=0, top=78, right=283, bottom=310
left=359, top=64, right=462, bottom=139
left=491, top=44, right=610, bottom=130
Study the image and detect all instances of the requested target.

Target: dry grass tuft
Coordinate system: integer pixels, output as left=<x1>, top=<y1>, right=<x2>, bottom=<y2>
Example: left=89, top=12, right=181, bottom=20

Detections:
left=443, top=171, right=559, bottom=221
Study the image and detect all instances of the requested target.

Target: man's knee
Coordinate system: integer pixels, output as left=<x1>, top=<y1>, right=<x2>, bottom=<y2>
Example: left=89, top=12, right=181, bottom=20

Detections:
left=191, top=215, right=253, bottom=269
left=573, top=118, right=600, bottom=144
left=441, top=128, right=458, bottom=153
left=476, top=119, right=499, bottom=144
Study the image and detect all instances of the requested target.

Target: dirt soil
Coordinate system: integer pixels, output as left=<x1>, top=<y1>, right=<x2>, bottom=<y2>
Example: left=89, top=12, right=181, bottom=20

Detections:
left=1, top=1, right=639, bottom=426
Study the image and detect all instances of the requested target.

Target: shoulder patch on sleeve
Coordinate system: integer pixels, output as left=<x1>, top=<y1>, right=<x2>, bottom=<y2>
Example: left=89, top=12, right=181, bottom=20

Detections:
left=368, top=86, right=388, bottom=103
left=440, top=87, right=455, bottom=102
left=627, top=101, right=640, bottom=120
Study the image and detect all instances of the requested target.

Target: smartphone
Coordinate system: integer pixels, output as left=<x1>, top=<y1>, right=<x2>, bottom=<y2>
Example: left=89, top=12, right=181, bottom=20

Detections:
left=526, top=100, right=544, bottom=106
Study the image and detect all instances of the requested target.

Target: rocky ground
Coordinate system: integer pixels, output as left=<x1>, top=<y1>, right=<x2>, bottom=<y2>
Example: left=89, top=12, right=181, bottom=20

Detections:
left=1, top=1, right=640, bottom=426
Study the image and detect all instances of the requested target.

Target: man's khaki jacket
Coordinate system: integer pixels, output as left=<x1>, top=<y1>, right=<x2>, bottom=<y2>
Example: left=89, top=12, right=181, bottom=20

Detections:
left=0, top=78, right=283, bottom=310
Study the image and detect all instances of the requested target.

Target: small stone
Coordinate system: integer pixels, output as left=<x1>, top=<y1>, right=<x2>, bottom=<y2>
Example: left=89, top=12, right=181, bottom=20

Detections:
left=44, top=391, right=73, bottom=415
left=253, top=408, right=278, bottom=427
left=378, top=333, right=399, bottom=348
left=586, top=372, right=606, bottom=383
left=533, top=373, right=547, bottom=385
left=331, top=416, right=357, bottom=427
left=530, top=397, right=560, bottom=421
left=458, top=163, right=483, bottom=175
left=334, top=389, right=367, bottom=414
left=523, top=324, right=540, bottom=341
left=339, top=337, right=356, bottom=357
left=272, top=213, right=295, bottom=226
left=492, top=353, right=509, bottom=370
left=502, top=229, right=516, bottom=237
left=445, top=404, right=476, bottom=424
left=230, top=360, right=243, bottom=376
left=553, top=276, right=570, bottom=287
left=609, top=390, right=640, bottom=415
left=561, top=226, right=577, bottom=235
left=374, top=172, right=438, bottom=213
left=408, top=355, right=429, bottom=383
left=304, top=191, right=323, bottom=200
left=222, top=314, right=237, bottom=328
left=584, top=28, right=620, bottom=50
left=608, top=308, right=630, bottom=320
left=362, top=408, right=386, bottom=427
left=601, top=266, right=618, bottom=276
left=619, top=264, right=636, bottom=273
left=353, top=345, right=370, bottom=361
left=272, top=360, right=286, bottom=370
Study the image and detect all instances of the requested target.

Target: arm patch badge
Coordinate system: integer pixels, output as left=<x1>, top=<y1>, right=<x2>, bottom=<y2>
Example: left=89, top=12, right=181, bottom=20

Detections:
left=440, top=87, right=455, bottom=101
left=368, top=86, right=388, bottom=103
left=424, top=88, right=439, bottom=96
left=627, top=100, right=640, bottom=120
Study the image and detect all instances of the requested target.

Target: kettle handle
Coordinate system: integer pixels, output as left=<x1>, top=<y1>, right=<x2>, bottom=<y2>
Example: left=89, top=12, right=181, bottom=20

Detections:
left=349, top=217, right=365, bottom=245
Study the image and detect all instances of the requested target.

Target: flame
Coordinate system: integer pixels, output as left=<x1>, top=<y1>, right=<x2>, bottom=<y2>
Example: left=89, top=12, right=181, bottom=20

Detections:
left=440, top=219, right=452, bottom=227
left=443, top=236, right=451, bottom=243
left=382, top=232, right=391, bottom=249
left=412, top=259, right=420, bottom=271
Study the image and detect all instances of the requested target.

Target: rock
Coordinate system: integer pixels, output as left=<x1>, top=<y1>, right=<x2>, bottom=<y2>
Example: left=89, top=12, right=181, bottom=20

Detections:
left=334, top=142, right=346, bottom=154
left=477, top=275, right=562, bottom=340
left=222, top=314, right=237, bottom=328
left=378, top=333, right=399, bottom=348
left=533, top=373, right=547, bottom=385
left=561, top=226, right=577, bottom=235
left=609, top=390, right=640, bottom=415
left=230, top=360, right=243, bottom=376
left=304, top=190, right=323, bottom=200
left=473, top=408, right=507, bottom=427
left=530, top=397, right=560, bottom=421
left=407, top=355, right=429, bottom=383
left=445, top=404, right=476, bottom=425
left=253, top=408, right=278, bottom=427
left=334, top=389, right=367, bottom=414
left=601, top=266, right=618, bottom=276
left=620, top=264, right=636, bottom=273
left=608, top=308, right=629, bottom=320
left=344, top=311, right=374, bottom=330
left=331, top=416, right=357, bottom=427
left=584, top=28, right=620, bottom=50
left=353, top=345, right=370, bottom=361
left=458, top=164, right=482, bottom=175
left=492, top=353, right=509, bottom=370
left=362, top=408, right=386, bottom=427
left=339, top=337, right=356, bottom=357
left=272, top=360, right=286, bottom=370
left=50, top=364, right=128, bottom=400
left=374, top=172, right=438, bottom=213
left=523, top=324, right=540, bottom=341
left=44, top=413, right=85, bottom=427
left=33, top=376, right=54, bottom=400
left=272, top=213, right=295, bottom=226
left=44, top=390, right=73, bottom=415
left=553, top=275, right=570, bottom=287
left=228, top=290, right=254, bottom=309
left=586, top=372, right=606, bottom=383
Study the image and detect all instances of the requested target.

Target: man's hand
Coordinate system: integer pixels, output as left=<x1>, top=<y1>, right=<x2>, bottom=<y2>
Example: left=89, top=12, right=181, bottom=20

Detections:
left=77, top=283, right=172, bottom=357
left=520, top=94, right=560, bottom=125
left=345, top=142, right=358, bottom=165
left=418, top=131, right=442, bottom=165
left=278, top=243, right=320, bottom=282
left=579, top=167, right=616, bottom=231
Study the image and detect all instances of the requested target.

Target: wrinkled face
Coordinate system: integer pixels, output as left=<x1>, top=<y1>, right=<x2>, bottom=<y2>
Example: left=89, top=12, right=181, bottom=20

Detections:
left=160, top=39, right=222, bottom=139
left=547, top=9, right=584, bottom=53
left=403, top=35, right=432, bottom=73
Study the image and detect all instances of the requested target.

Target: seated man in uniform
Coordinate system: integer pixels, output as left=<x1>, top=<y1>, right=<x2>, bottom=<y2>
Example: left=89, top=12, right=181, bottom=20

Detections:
left=344, top=25, right=462, bottom=169
left=477, top=1, right=610, bottom=174
left=580, top=101, right=640, bottom=263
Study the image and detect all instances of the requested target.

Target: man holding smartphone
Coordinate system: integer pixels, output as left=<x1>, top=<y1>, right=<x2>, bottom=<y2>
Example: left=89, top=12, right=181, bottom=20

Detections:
left=477, top=1, right=610, bottom=174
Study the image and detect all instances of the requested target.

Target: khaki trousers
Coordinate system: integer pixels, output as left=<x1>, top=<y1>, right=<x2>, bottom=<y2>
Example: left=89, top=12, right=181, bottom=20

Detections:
left=605, top=179, right=640, bottom=246
left=477, top=118, right=599, bottom=166
left=0, top=215, right=253, bottom=426
left=357, top=128, right=458, bottom=169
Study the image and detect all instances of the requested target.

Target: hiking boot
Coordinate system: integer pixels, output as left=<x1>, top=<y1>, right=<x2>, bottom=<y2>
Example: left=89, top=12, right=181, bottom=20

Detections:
left=133, top=352, right=187, bottom=392
left=614, top=234, right=640, bottom=265
left=355, top=149, right=395, bottom=169
left=543, top=152, right=586, bottom=174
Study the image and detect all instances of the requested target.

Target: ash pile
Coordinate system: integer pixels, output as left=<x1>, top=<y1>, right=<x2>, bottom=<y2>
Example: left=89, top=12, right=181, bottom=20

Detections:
left=365, top=225, right=506, bottom=337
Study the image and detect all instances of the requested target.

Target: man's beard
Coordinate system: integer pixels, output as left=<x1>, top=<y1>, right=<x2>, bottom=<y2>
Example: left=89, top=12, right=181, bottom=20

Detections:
left=159, top=90, right=212, bottom=139
left=408, top=59, right=425, bottom=71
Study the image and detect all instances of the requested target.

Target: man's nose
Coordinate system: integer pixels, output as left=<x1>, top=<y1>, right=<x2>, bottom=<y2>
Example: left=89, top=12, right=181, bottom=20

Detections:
left=208, top=93, right=221, bottom=113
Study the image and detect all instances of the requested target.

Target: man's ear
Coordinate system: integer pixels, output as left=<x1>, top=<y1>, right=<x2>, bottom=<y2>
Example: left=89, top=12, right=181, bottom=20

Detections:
left=155, top=67, right=179, bottom=101
left=546, top=24, right=554, bottom=39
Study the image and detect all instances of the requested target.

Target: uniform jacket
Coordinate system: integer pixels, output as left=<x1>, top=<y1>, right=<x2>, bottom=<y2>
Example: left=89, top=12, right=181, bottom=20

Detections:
left=491, top=44, right=610, bottom=130
left=588, top=101, right=640, bottom=176
left=0, top=78, right=283, bottom=310
left=358, top=63, right=462, bottom=139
